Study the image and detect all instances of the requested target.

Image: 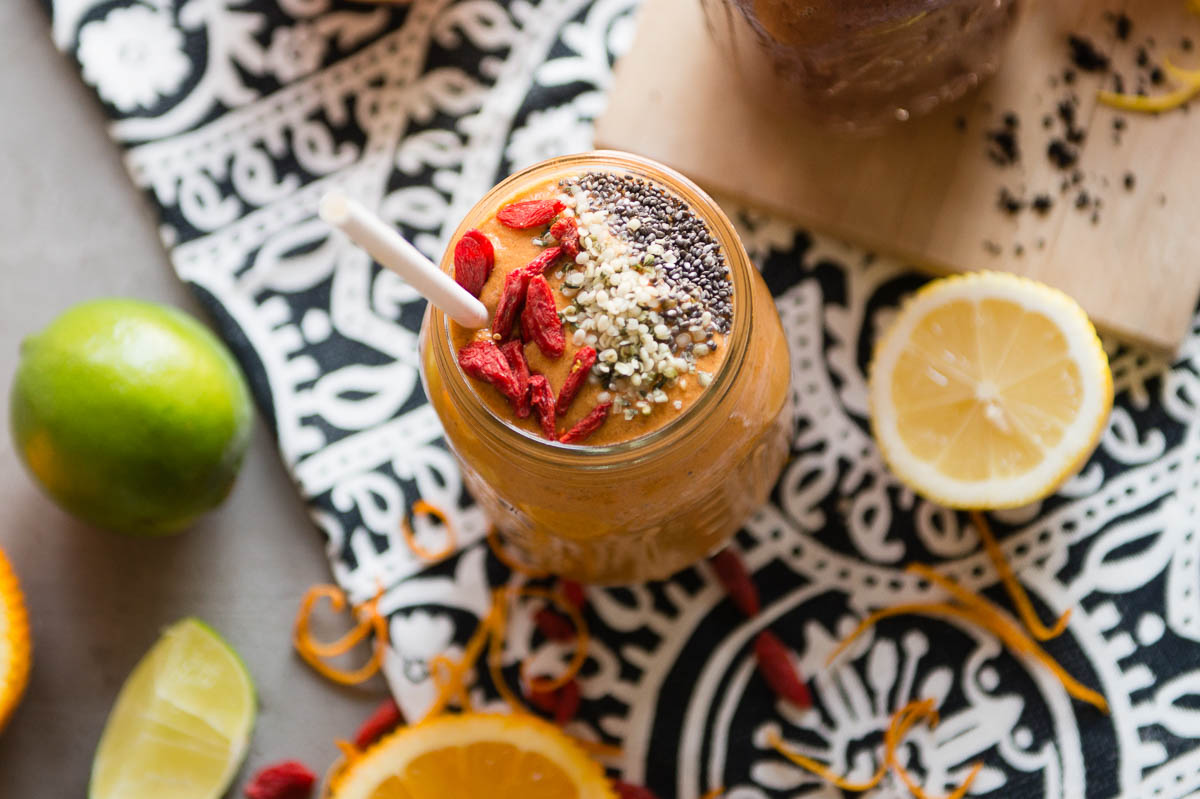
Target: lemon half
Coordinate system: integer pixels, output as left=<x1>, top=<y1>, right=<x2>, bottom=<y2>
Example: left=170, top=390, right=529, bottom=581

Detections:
left=869, top=272, right=1113, bottom=509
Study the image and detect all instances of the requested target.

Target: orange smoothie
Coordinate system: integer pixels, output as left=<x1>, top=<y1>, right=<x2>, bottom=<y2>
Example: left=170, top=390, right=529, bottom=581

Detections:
left=421, top=152, right=791, bottom=583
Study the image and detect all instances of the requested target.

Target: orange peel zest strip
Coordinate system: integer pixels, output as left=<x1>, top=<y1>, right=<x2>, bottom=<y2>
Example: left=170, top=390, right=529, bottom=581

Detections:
left=401, top=500, right=457, bottom=563
left=699, top=789, right=725, bottom=799
left=420, top=601, right=499, bottom=722
left=885, top=699, right=983, bottom=799
left=295, top=585, right=366, bottom=658
left=766, top=729, right=887, bottom=792
left=827, top=599, right=1108, bottom=713
left=487, top=589, right=529, bottom=712
left=970, top=511, right=1070, bottom=640
left=573, top=739, right=625, bottom=760
left=293, top=585, right=390, bottom=686
left=513, top=586, right=590, bottom=693
left=487, top=527, right=550, bottom=578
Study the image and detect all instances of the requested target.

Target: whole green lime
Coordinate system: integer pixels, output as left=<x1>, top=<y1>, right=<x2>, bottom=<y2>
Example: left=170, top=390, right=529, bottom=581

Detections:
left=9, top=299, right=253, bottom=537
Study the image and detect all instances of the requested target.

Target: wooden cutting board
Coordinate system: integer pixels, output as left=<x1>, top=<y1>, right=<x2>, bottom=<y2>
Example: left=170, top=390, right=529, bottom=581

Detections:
left=595, top=0, right=1200, bottom=351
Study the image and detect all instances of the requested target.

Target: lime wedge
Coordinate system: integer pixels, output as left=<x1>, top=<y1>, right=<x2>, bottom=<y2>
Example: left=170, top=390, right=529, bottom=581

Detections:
left=89, top=618, right=256, bottom=799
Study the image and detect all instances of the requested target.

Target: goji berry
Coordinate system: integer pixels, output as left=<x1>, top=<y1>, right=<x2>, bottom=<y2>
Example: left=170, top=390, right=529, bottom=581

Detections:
left=499, top=340, right=532, bottom=418
left=492, top=269, right=532, bottom=340
left=244, top=760, right=316, bottom=799
left=549, top=216, right=581, bottom=258
left=709, top=548, right=760, bottom=617
left=525, top=275, right=565, bottom=358
left=559, top=401, right=611, bottom=444
left=554, top=679, right=581, bottom=726
left=754, top=630, right=812, bottom=709
left=612, top=781, right=661, bottom=799
left=555, top=346, right=597, bottom=417
left=458, top=340, right=520, bottom=399
left=560, top=579, right=586, bottom=610
left=516, top=245, right=565, bottom=279
left=497, top=199, right=564, bottom=229
left=353, top=697, right=405, bottom=750
left=452, top=229, right=494, bottom=297
left=526, top=685, right=559, bottom=714
left=529, top=374, right=557, bottom=439
left=519, top=301, right=536, bottom=342
left=534, top=606, right=575, bottom=642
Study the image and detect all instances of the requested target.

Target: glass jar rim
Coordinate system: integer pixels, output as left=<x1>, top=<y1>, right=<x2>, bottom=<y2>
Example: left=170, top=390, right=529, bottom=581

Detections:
left=429, top=150, right=755, bottom=466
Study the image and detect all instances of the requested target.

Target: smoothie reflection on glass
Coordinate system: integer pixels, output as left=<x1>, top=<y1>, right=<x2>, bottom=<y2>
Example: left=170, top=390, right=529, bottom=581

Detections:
left=420, top=151, right=792, bottom=584
left=702, top=0, right=1021, bottom=132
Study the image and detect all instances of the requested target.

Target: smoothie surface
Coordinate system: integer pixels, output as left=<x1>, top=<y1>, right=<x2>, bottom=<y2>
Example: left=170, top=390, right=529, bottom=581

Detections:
left=448, top=169, right=734, bottom=446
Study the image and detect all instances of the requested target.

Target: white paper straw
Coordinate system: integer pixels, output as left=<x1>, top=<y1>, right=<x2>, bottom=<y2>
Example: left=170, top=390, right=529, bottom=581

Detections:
left=318, top=190, right=490, bottom=329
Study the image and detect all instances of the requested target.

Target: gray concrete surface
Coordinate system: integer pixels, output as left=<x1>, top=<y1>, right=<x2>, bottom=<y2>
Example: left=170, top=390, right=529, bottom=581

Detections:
left=0, top=3, right=383, bottom=795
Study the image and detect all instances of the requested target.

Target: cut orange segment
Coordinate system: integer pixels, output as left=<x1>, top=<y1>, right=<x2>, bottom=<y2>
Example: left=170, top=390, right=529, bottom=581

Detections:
left=330, top=713, right=615, bottom=799
left=0, top=548, right=31, bottom=733
left=869, top=272, right=1112, bottom=509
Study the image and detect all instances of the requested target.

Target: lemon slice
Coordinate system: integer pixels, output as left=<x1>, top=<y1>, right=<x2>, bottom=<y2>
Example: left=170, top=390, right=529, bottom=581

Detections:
left=0, top=548, right=31, bottom=733
left=869, top=272, right=1113, bottom=509
left=331, top=712, right=615, bottom=799
left=89, top=618, right=256, bottom=799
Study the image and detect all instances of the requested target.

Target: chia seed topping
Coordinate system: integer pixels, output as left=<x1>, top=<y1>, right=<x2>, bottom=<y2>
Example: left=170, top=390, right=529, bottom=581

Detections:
left=549, top=171, right=733, bottom=419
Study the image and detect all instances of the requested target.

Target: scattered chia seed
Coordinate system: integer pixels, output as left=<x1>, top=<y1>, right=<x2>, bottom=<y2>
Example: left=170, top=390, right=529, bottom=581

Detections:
left=1014, top=244, right=1025, bottom=257
left=1063, top=69, right=1077, bottom=85
left=986, top=127, right=1020, bottom=166
left=1042, top=114, right=1054, bottom=129
left=1137, top=47, right=1150, bottom=68
left=998, top=188, right=1024, bottom=214
left=1068, top=35, right=1110, bottom=72
left=1150, top=66, right=1166, bottom=85
left=1184, top=37, right=1194, bottom=52
left=955, top=115, right=967, bottom=132
left=1032, top=194, right=1054, bottom=215
left=983, top=240, right=1003, bottom=256
left=1110, top=12, right=1132, bottom=41
left=1075, top=191, right=1091, bottom=210
left=1047, top=139, right=1078, bottom=169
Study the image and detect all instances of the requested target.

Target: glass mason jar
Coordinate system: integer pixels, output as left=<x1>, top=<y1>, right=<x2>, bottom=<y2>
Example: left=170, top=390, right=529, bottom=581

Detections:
left=701, top=0, right=1021, bottom=133
left=420, top=151, right=792, bottom=584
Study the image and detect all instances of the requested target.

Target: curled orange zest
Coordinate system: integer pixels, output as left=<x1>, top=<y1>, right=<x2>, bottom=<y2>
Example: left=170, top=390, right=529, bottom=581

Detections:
left=421, top=600, right=500, bottom=722
left=573, top=739, right=624, bottom=760
left=827, top=595, right=1108, bottom=713
left=322, top=740, right=362, bottom=797
left=699, top=789, right=725, bottom=799
left=971, top=511, right=1070, bottom=640
left=487, top=528, right=550, bottom=578
left=766, top=729, right=887, bottom=792
left=418, top=585, right=592, bottom=722
left=293, top=584, right=390, bottom=687
left=513, top=587, right=590, bottom=694
left=885, top=699, right=983, bottom=799
left=401, top=500, right=457, bottom=563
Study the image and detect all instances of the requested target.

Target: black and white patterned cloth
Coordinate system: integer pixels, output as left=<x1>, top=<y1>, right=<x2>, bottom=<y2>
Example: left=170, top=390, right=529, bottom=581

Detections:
left=43, top=1, right=1200, bottom=796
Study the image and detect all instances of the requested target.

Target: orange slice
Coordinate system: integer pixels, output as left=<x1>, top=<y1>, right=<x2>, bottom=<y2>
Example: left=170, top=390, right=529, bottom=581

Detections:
left=0, top=547, right=31, bottom=733
left=330, top=713, right=615, bottom=799
left=869, top=272, right=1112, bottom=508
